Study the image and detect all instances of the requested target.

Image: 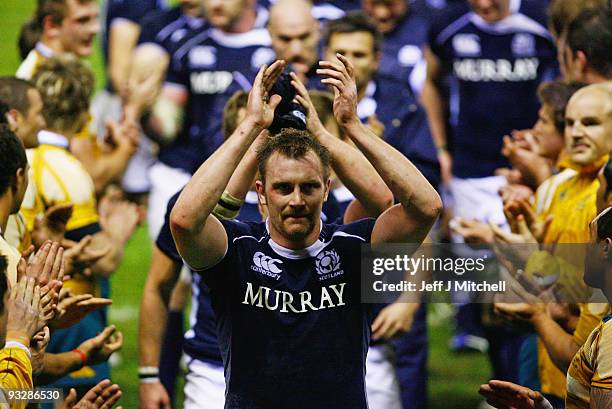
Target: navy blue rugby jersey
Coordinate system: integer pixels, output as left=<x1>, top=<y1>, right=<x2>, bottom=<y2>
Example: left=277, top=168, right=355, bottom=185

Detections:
left=137, top=6, right=205, bottom=53
left=200, top=218, right=376, bottom=409
left=101, top=0, right=166, bottom=90
left=161, top=25, right=274, bottom=174
left=428, top=0, right=558, bottom=178
left=358, top=77, right=440, bottom=188
left=378, top=8, right=430, bottom=95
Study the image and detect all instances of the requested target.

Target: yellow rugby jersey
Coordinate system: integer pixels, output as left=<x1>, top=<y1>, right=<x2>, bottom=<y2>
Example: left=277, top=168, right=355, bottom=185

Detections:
left=566, top=313, right=612, bottom=409
left=530, top=157, right=607, bottom=399
left=15, top=42, right=53, bottom=80
left=4, top=214, right=31, bottom=254
left=20, top=131, right=99, bottom=232
left=19, top=131, right=100, bottom=296
left=0, top=232, right=20, bottom=286
left=0, top=344, right=33, bottom=409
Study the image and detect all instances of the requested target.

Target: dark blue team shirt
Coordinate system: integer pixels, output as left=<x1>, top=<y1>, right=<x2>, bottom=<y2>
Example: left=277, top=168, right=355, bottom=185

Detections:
left=156, top=189, right=346, bottom=366
left=359, top=76, right=440, bottom=188
left=101, top=0, right=166, bottom=90
left=137, top=6, right=205, bottom=53
left=202, top=218, right=375, bottom=409
left=428, top=0, right=558, bottom=178
left=378, top=8, right=430, bottom=93
left=162, top=25, right=274, bottom=174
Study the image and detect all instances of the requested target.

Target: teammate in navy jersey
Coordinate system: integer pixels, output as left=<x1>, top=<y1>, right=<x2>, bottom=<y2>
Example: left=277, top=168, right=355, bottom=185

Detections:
left=421, top=0, right=557, bottom=382
left=170, top=57, right=441, bottom=409
left=423, top=0, right=558, bottom=182
left=101, top=0, right=167, bottom=93
left=324, top=12, right=437, bottom=409
left=132, top=0, right=273, bottom=242
left=362, top=0, right=430, bottom=96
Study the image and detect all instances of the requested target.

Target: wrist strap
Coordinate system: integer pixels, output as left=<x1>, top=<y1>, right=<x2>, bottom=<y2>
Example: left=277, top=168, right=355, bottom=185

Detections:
left=138, top=366, right=160, bottom=377
left=72, top=348, right=87, bottom=368
left=213, top=191, right=245, bottom=220
left=140, top=376, right=161, bottom=384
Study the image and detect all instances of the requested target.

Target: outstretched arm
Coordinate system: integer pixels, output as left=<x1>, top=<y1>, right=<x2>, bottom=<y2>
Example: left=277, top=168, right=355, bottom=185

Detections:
left=170, top=61, right=286, bottom=269
left=291, top=73, right=393, bottom=220
left=318, top=55, right=442, bottom=245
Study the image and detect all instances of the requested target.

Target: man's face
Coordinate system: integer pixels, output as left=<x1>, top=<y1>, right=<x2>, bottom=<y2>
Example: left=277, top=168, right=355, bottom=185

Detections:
left=203, top=0, right=246, bottom=31
left=15, top=89, right=45, bottom=149
left=584, top=209, right=612, bottom=292
left=565, top=89, right=612, bottom=166
left=179, top=0, right=204, bottom=17
left=362, top=0, right=407, bottom=34
left=256, top=151, right=328, bottom=244
left=533, top=104, right=564, bottom=160
left=58, top=0, right=100, bottom=57
left=325, top=32, right=379, bottom=93
left=12, top=165, right=29, bottom=215
left=468, top=0, right=511, bottom=23
left=268, top=11, right=320, bottom=79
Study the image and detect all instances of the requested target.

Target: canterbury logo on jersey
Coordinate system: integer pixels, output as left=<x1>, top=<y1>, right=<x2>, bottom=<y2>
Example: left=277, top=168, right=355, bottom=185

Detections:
left=242, top=282, right=346, bottom=313
left=251, top=251, right=283, bottom=280
left=190, top=71, right=233, bottom=94
left=453, top=57, right=539, bottom=82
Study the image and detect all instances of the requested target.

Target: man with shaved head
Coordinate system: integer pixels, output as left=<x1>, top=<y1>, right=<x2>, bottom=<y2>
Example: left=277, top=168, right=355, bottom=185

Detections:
left=267, top=0, right=322, bottom=86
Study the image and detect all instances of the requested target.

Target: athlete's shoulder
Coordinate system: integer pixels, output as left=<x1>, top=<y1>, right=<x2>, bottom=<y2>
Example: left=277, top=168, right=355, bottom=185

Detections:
left=221, top=218, right=268, bottom=243
left=324, top=218, right=377, bottom=244
left=428, top=1, right=471, bottom=44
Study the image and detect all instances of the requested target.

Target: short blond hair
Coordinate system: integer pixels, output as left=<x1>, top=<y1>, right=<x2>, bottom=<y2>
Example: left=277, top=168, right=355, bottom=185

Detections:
left=32, top=55, right=94, bottom=134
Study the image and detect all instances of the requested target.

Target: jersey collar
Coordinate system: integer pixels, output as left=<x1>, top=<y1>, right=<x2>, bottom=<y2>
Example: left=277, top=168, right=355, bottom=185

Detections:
left=38, top=130, right=70, bottom=149
left=35, top=42, right=54, bottom=58
left=266, top=219, right=325, bottom=260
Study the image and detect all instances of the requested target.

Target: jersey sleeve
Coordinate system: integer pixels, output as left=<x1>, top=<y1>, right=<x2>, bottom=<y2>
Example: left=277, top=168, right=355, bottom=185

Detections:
left=573, top=303, right=611, bottom=347
left=0, top=345, right=33, bottom=404
left=137, top=10, right=167, bottom=46
left=155, top=190, right=183, bottom=263
left=592, top=319, right=612, bottom=389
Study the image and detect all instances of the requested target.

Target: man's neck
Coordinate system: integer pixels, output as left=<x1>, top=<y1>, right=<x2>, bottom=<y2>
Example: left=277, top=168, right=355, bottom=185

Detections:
left=268, top=220, right=321, bottom=250
left=38, top=36, right=65, bottom=56
left=585, top=71, right=610, bottom=85
left=0, top=195, right=12, bottom=235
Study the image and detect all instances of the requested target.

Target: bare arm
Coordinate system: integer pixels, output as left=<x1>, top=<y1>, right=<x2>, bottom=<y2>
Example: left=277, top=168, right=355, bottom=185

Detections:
left=108, top=19, right=141, bottom=96
left=138, top=247, right=181, bottom=409
left=531, top=310, right=580, bottom=373
left=170, top=61, right=285, bottom=270
left=318, top=55, right=442, bottom=245
left=420, top=46, right=452, bottom=184
left=138, top=247, right=182, bottom=368
left=291, top=73, right=393, bottom=220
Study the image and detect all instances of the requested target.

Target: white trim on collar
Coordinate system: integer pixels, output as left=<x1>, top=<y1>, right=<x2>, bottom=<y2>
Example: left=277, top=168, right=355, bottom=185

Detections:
left=35, top=42, right=54, bottom=58
left=37, top=130, right=69, bottom=149
left=266, top=219, right=325, bottom=259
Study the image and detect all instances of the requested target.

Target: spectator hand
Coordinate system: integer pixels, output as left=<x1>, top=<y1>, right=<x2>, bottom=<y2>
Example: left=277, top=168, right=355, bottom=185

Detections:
left=51, top=289, right=112, bottom=329
left=62, top=379, right=123, bottom=409
left=450, top=217, right=494, bottom=244
left=77, top=325, right=123, bottom=366
left=6, top=277, right=51, bottom=345
left=499, top=184, right=534, bottom=206
left=63, top=236, right=110, bottom=277
left=31, top=204, right=73, bottom=248
left=30, top=326, right=50, bottom=376
left=17, top=241, right=65, bottom=288
left=479, top=380, right=553, bottom=409
left=99, top=200, right=140, bottom=244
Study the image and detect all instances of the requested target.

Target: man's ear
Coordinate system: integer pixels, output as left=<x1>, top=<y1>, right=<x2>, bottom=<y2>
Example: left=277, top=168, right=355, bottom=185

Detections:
left=255, top=180, right=267, bottom=205
left=603, top=238, right=612, bottom=259
left=575, top=50, right=588, bottom=76
left=42, top=15, right=62, bottom=39
left=323, top=178, right=331, bottom=202
left=6, top=109, right=20, bottom=132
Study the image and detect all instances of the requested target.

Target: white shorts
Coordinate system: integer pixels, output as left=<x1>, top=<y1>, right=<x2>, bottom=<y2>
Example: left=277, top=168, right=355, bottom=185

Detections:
left=147, top=161, right=191, bottom=240
left=366, top=343, right=402, bottom=409
left=184, top=358, right=225, bottom=409
left=90, top=89, right=157, bottom=194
